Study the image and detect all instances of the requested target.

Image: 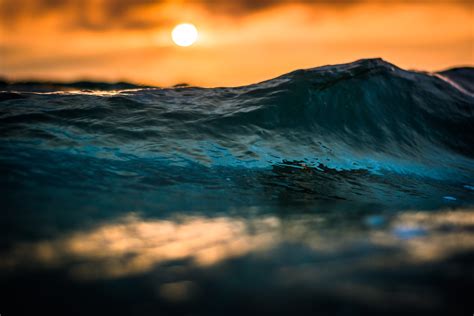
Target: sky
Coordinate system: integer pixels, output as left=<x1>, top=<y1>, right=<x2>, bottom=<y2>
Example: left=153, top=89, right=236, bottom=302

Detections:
left=0, top=0, right=473, bottom=87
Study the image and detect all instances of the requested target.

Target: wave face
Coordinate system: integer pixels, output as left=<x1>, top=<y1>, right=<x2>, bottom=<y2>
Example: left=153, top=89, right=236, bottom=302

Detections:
left=1, top=59, right=474, bottom=216
left=1, top=59, right=474, bottom=315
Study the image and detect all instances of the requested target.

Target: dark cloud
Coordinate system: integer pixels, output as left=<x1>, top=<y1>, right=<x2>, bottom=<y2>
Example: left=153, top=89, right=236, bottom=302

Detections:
left=203, top=0, right=361, bottom=14
left=0, top=0, right=160, bottom=30
left=71, top=0, right=162, bottom=31
left=0, top=0, right=471, bottom=31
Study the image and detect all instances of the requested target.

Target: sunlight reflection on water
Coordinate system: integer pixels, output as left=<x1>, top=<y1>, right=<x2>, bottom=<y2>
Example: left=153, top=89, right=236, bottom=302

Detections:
left=2, top=208, right=473, bottom=283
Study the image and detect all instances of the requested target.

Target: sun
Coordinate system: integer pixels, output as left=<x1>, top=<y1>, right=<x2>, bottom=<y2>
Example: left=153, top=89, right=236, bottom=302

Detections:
left=171, top=23, right=198, bottom=47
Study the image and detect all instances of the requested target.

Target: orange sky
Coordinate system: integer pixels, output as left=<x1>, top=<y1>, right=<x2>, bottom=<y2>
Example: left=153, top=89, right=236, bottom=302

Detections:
left=0, top=0, right=473, bottom=87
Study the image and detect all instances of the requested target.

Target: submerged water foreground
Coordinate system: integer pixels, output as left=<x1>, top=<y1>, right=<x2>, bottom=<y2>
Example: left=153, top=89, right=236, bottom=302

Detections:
left=1, top=59, right=473, bottom=315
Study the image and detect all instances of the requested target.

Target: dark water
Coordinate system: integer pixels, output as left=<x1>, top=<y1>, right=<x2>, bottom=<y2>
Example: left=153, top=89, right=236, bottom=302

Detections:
left=1, top=59, right=473, bottom=315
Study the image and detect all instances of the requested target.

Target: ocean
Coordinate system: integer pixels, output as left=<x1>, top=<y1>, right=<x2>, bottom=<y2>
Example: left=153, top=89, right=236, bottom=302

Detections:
left=1, top=58, right=473, bottom=315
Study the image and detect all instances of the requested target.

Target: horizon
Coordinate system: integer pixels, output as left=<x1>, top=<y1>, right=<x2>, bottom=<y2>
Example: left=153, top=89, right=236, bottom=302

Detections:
left=2, top=57, right=473, bottom=89
left=1, top=0, right=473, bottom=87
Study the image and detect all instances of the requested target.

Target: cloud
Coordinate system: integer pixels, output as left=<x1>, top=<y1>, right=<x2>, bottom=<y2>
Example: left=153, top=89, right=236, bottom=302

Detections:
left=1, top=0, right=471, bottom=31
left=0, top=0, right=161, bottom=30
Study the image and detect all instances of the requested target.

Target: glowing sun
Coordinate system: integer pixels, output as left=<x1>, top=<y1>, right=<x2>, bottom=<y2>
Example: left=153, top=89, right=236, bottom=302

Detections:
left=171, top=23, right=198, bottom=47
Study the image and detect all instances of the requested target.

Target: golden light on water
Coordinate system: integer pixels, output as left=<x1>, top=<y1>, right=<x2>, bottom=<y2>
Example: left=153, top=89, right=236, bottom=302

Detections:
left=172, top=23, right=198, bottom=47
left=1, top=209, right=474, bottom=281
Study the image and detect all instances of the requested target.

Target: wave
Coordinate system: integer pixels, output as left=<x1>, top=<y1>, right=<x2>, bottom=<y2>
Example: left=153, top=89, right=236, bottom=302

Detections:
left=1, top=58, right=473, bottom=211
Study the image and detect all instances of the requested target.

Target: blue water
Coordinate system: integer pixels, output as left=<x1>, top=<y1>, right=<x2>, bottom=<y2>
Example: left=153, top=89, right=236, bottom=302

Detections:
left=1, top=59, right=473, bottom=315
